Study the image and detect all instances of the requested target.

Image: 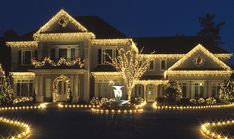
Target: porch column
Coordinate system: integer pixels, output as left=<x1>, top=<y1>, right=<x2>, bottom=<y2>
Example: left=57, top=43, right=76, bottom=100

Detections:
left=73, top=74, right=79, bottom=102
left=36, top=75, right=43, bottom=102
left=155, top=84, right=158, bottom=98
left=143, top=84, right=147, bottom=101
left=94, top=78, right=98, bottom=97
left=83, top=73, right=90, bottom=102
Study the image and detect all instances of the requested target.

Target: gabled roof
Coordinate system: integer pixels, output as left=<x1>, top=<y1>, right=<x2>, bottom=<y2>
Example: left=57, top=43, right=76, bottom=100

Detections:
left=168, top=44, right=231, bottom=71
left=34, top=9, right=88, bottom=36
left=10, top=16, right=126, bottom=41
left=74, top=16, right=126, bottom=39
left=133, top=36, right=229, bottom=54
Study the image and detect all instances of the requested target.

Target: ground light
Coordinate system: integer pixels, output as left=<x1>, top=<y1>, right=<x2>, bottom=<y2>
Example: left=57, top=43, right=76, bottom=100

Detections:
left=0, top=117, right=31, bottom=139
left=201, top=120, right=234, bottom=139
left=152, top=102, right=234, bottom=110
left=57, top=103, right=98, bottom=109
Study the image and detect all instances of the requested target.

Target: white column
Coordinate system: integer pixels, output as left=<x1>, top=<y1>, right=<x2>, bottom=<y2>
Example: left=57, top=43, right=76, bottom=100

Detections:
left=94, top=79, right=98, bottom=97
left=144, top=84, right=147, bottom=101
left=155, top=84, right=158, bottom=98
left=36, top=75, right=43, bottom=102
left=72, top=74, right=79, bottom=102
left=83, top=73, right=90, bottom=102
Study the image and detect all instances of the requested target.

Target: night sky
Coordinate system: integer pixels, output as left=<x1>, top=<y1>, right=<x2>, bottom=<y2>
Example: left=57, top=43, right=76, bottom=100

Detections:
left=0, top=0, right=233, bottom=63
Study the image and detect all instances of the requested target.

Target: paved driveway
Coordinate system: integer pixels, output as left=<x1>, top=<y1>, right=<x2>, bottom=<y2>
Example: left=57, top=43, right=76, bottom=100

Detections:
left=2, top=107, right=234, bottom=139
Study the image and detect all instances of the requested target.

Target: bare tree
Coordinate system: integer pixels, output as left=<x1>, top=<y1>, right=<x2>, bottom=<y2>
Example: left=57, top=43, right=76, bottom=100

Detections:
left=106, top=48, right=154, bottom=100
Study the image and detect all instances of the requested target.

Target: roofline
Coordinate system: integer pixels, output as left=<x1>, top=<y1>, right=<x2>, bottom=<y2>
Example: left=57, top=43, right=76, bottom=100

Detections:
left=167, top=44, right=231, bottom=71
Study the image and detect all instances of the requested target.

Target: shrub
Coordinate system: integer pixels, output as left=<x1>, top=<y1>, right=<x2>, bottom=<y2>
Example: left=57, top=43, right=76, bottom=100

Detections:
left=164, top=81, right=182, bottom=104
left=12, top=97, right=33, bottom=106
left=89, top=97, right=99, bottom=105
left=131, top=97, right=144, bottom=105
left=197, top=98, right=205, bottom=104
left=206, top=97, right=216, bottom=105
left=189, top=98, right=196, bottom=105
left=218, top=80, right=234, bottom=103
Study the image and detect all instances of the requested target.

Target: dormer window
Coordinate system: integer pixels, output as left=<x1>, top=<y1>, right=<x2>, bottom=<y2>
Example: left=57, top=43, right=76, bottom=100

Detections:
left=58, top=16, right=69, bottom=27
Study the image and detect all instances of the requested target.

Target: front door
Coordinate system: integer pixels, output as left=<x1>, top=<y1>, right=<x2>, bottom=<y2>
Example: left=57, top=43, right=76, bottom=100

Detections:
left=193, top=82, right=204, bottom=98
left=146, top=85, right=156, bottom=102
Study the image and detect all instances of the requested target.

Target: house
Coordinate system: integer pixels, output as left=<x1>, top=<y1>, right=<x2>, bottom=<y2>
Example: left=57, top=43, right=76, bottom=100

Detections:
left=5, top=9, right=233, bottom=103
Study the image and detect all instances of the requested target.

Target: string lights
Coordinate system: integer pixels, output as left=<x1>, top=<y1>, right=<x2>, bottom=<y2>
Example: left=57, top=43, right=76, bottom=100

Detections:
left=6, top=41, right=38, bottom=48
left=31, top=57, right=84, bottom=68
left=0, top=117, right=31, bottom=139
left=201, top=120, right=234, bottom=139
left=91, top=108, right=143, bottom=114
left=152, top=101, right=234, bottom=110
left=57, top=103, right=98, bottom=109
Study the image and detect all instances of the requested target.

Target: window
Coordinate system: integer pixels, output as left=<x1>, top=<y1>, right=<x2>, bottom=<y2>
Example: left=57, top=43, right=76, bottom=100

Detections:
left=194, top=83, right=199, bottom=97
left=97, top=80, right=112, bottom=98
left=22, top=51, right=32, bottom=65
left=18, top=50, right=21, bottom=65
left=182, top=83, right=187, bottom=98
left=148, top=60, right=155, bottom=71
left=51, top=48, right=56, bottom=60
left=59, top=49, right=67, bottom=58
left=100, top=49, right=116, bottom=64
left=194, top=83, right=204, bottom=98
left=212, top=85, right=217, bottom=97
left=16, top=80, right=33, bottom=97
left=71, top=48, right=76, bottom=60
left=160, top=59, right=167, bottom=70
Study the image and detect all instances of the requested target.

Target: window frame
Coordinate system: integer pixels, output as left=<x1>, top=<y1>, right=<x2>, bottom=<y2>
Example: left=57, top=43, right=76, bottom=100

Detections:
left=20, top=50, right=33, bottom=65
left=160, top=59, right=167, bottom=71
left=100, top=48, right=116, bottom=64
left=16, top=80, right=33, bottom=97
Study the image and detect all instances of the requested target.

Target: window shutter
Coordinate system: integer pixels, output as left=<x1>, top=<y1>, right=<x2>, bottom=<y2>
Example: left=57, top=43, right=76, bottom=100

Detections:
left=18, top=50, right=21, bottom=65
left=98, top=49, right=101, bottom=64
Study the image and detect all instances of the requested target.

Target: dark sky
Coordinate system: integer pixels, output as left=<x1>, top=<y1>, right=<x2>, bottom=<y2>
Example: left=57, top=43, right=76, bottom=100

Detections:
left=0, top=0, right=233, bottom=63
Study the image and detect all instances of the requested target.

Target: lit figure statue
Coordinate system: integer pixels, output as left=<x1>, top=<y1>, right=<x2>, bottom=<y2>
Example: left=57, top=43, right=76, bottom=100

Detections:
left=112, top=86, right=124, bottom=101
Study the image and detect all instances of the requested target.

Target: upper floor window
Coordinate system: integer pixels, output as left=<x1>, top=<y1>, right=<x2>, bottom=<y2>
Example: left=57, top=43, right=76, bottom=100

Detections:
left=59, top=49, right=67, bottom=58
left=50, top=48, right=79, bottom=60
left=98, top=48, right=116, bottom=64
left=18, top=50, right=33, bottom=65
left=148, top=60, right=155, bottom=71
left=160, top=59, right=167, bottom=70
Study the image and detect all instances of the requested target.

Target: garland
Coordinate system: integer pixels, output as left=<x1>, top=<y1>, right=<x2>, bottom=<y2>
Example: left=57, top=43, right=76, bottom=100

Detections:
left=31, top=57, right=85, bottom=68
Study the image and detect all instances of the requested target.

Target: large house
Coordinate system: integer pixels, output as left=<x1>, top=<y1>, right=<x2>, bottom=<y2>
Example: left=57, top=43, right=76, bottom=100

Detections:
left=5, top=9, right=233, bottom=103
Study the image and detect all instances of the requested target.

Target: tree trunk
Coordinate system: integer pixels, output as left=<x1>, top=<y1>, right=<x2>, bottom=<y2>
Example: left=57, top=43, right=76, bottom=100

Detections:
left=127, top=89, right=132, bottom=101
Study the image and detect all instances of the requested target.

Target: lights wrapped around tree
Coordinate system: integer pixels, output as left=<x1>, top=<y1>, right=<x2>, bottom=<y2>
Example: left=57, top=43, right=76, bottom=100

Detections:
left=106, top=48, right=154, bottom=100
left=31, top=57, right=85, bottom=68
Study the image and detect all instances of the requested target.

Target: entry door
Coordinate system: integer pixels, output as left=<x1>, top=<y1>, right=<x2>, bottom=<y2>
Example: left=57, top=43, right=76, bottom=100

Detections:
left=45, top=79, right=51, bottom=99
left=193, top=82, right=204, bottom=98
left=146, top=85, right=156, bottom=102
